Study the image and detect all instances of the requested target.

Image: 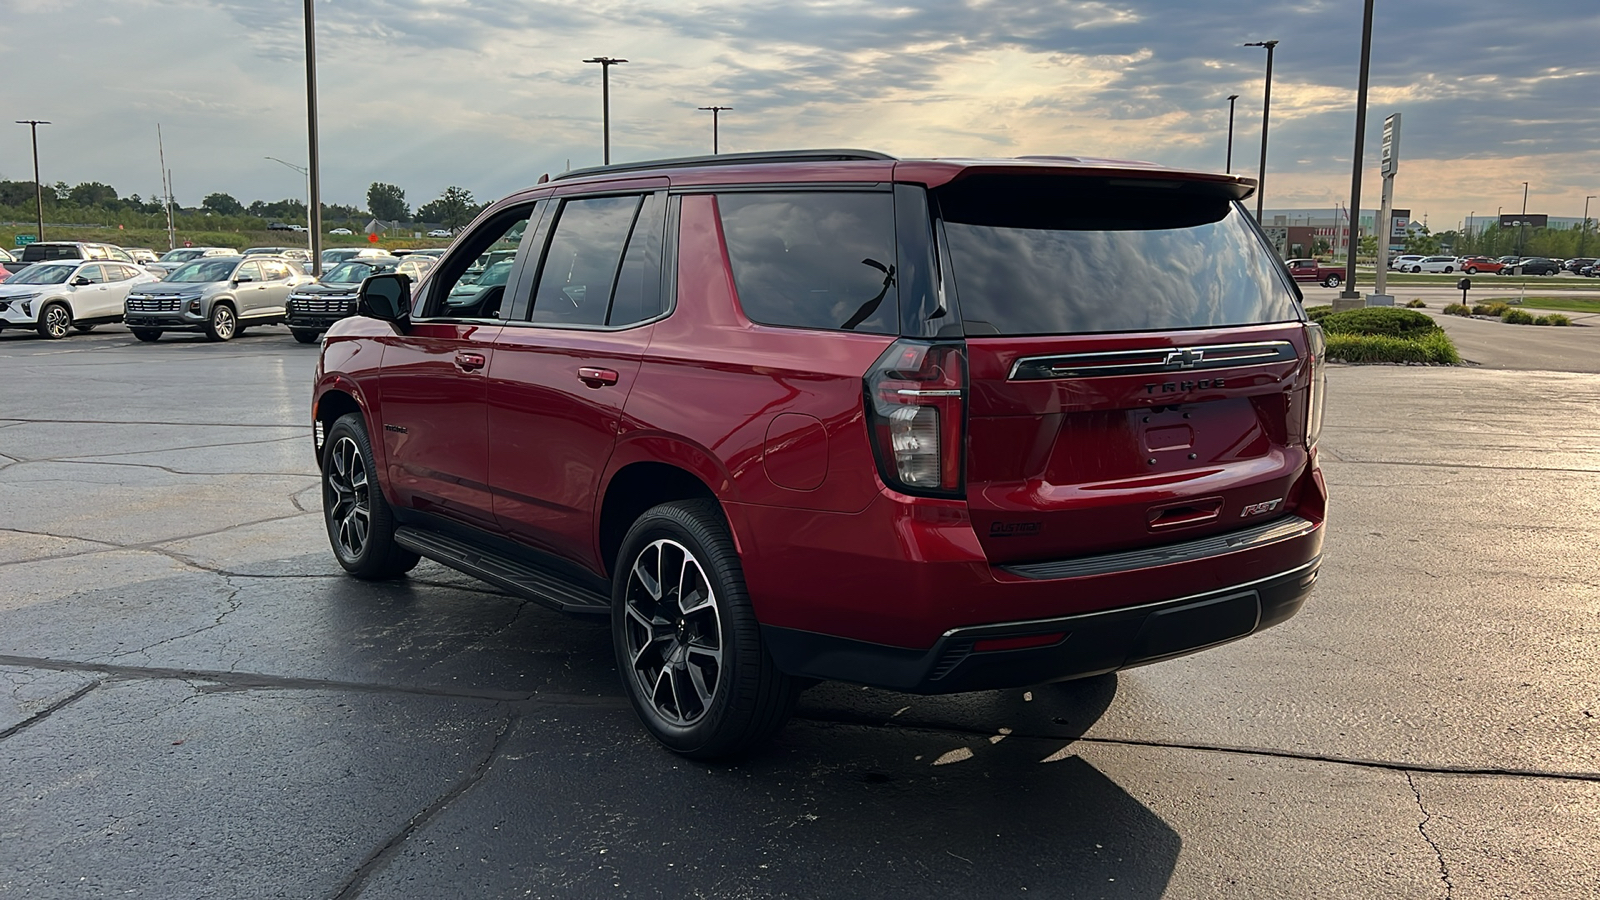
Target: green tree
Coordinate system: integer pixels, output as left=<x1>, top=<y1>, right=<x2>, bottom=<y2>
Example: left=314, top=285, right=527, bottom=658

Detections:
left=1402, top=225, right=1441, bottom=255
left=367, top=182, right=408, bottom=222
left=416, top=186, right=477, bottom=230
left=68, top=181, right=119, bottom=207
left=203, top=192, right=244, bottom=215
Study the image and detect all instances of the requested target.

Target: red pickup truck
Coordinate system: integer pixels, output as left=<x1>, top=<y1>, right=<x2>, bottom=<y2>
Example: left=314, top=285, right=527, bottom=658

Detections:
left=1285, top=259, right=1346, bottom=288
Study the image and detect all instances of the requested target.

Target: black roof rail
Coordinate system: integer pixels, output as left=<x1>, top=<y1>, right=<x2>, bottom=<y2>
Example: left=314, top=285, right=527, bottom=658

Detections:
left=552, top=149, right=896, bottom=182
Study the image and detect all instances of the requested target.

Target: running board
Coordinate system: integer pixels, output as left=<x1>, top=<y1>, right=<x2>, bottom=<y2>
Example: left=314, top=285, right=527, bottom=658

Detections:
left=393, top=526, right=611, bottom=615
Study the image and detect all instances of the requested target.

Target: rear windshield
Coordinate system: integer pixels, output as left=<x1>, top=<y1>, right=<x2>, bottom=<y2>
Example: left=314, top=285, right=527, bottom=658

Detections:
left=937, top=177, right=1299, bottom=336
left=21, top=244, right=78, bottom=262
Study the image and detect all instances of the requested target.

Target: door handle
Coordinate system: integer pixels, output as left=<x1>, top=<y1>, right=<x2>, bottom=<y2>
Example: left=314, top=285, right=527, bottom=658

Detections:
left=455, top=351, right=487, bottom=372
left=578, top=367, right=619, bottom=388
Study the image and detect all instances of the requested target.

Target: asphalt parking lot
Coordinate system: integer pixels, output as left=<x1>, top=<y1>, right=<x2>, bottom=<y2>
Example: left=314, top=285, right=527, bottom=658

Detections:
left=2, top=324, right=1597, bottom=899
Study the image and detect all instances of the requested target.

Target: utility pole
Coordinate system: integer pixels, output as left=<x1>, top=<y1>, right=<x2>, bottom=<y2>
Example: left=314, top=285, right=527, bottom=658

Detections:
left=1517, top=181, right=1529, bottom=259
left=1243, top=40, right=1278, bottom=221
left=157, top=124, right=175, bottom=250
left=1581, top=195, right=1595, bottom=257
left=15, top=120, right=50, bottom=241
left=583, top=57, right=628, bottom=165
left=1336, top=0, right=1375, bottom=309
left=1225, top=94, right=1239, bottom=173
left=698, top=106, right=732, bottom=154
left=304, top=0, right=323, bottom=275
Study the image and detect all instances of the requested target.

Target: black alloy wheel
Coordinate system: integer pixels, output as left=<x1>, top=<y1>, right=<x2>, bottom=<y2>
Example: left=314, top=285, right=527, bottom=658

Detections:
left=320, top=413, right=418, bottom=579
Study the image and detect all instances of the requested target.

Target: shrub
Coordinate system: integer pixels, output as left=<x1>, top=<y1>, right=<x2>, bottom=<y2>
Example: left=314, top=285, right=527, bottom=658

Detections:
left=1405, top=299, right=1427, bottom=308
left=1305, top=305, right=1334, bottom=322
left=1502, top=309, right=1535, bottom=325
left=1324, top=330, right=1461, bottom=365
left=1317, top=306, right=1437, bottom=339
left=1533, top=314, right=1571, bottom=326
left=1443, top=303, right=1471, bottom=316
left=1471, top=302, right=1510, bottom=317
left=1417, top=329, right=1461, bottom=364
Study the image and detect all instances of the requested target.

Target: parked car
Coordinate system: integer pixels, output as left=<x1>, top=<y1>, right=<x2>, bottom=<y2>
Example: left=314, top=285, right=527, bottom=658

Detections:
left=320, top=247, right=391, bottom=267
left=1458, top=256, right=1504, bottom=274
left=1581, top=262, right=1600, bottom=277
left=15, top=241, right=136, bottom=266
left=1562, top=257, right=1596, bottom=274
left=313, top=149, right=1327, bottom=758
left=1509, top=257, right=1561, bottom=276
left=1389, top=254, right=1425, bottom=271
left=124, top=248, right=161, bottom=265
left=267, top=222, right=303, bottom=232
left=124, top=255, right=308, bottom=342
left=242, top=246, right=313, bottom=263
left=426, top=228, right=453, bottom=238
left=329, top=227, right=354, bottom=236
left=1284, top=258, right=1347, bottom=287
left=1414, top=256, right=1460, bottom=273
left=285, top=255, right=435, bottom=343
left=0, top=248, right=17, bottom=264
left=150, top=246, right=239, bottom=276
left=0, top=259, right=156, bottom=338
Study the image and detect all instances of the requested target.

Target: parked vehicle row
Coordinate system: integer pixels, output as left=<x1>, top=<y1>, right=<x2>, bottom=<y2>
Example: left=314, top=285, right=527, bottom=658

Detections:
left=1384, top=254, right=1569, bottom=275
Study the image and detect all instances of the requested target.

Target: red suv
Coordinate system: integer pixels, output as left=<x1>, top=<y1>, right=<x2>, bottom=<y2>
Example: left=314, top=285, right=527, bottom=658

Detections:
left=313, top=150, right=1327, bottom=758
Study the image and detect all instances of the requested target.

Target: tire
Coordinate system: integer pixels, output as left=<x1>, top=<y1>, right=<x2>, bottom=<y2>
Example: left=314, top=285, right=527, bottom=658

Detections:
left=321, top=413, right=419, bottom=579
left=613, top=499, right=798, bottom=759
left=36, top=302, right=71, bottom=339
left=291, top=328, right=321, bottom=344
left=131, top=328, right=162, bottom=342
left=204, top=303, right=237, bottom=342
left=74, top=323, right=96, bottom=333
left=1322, top=274, right=1342, bottom=288
left=1411, top=265, right=1422, bottom=273
left=1443, top=267, right=1453, bottom=273
left=1465, top=267, right=1478, bottom=274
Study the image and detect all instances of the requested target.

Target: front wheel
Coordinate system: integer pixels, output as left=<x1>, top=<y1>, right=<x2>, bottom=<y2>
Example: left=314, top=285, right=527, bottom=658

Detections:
left=1465, top=267, right=1478, bottom=274
left=1323, top=274, right=1342, bottom=288
left=321, top=413, right=419, bottom=579
left=36, top=302, right=71, bottom=339
left=613, top=499, right=798, bottom=759
left=1411, top=265, right=1422, bottom=273
left=204, top=303, right=236, bottom=342
left=1443, top=266, right=1453, bottom=273
left=291, top=328, right=321, bottom=344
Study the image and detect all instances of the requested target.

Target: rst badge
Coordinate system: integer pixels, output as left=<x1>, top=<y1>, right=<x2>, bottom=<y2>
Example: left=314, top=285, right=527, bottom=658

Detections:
left=1240, top=498, right=1283, bottom=518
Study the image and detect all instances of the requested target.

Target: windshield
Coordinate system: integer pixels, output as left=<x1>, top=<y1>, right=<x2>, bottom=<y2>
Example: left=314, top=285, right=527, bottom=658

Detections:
left=8, top=264, right=75, bottom=285
left=166, top=260, right=238, bottom=283
left=323, top=262, right=383, bottom=284
left=937, top=178, right=1299, bottom=335
left=159, top=249, right=203, bottom=263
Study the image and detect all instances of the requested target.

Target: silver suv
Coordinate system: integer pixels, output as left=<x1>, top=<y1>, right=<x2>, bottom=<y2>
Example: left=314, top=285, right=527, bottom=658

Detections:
left=124, top=255, right=309, bottom=342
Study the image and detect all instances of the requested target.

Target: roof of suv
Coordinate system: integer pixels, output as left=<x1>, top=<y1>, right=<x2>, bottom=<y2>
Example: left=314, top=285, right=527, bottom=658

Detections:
left=546, top=148, right=1256, bottom=199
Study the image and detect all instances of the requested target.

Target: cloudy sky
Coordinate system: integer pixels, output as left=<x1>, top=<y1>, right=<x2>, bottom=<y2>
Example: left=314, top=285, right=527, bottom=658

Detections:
left=2, top=0, right=1595, bottom=230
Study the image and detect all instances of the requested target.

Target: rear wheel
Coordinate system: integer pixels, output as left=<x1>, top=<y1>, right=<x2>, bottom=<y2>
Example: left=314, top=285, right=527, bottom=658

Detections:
left=204, top=303, right=236, bottom=342
left=1465, top=267, right=1478, bottom=274
left=1411, top=265, right=1422, bottom=273
left=321, top=413, right=419, bottom=579
left=1322, top=274, right=1342, bottom=288
left=36, top=302, right=71, bottom=339
left=1443, top=266, right=1453, bottom=273
left=613, top=499, right=798, bottom=759
left=130, top=328, right=162, bottom=342
left=291, top=328, right=321, bottom=344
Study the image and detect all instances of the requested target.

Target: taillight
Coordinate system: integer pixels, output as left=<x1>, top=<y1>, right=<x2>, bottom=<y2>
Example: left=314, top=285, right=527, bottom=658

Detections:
left=864, top=339, right=966, bottom=497
left=1304, top=323, right=1327, bottom=449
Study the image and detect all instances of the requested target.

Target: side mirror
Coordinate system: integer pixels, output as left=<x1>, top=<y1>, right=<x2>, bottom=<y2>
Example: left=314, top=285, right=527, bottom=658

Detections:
left=234, top=275, right=254, bottom=284
left=70, top=275, right=90, bottom=286
left=359, top=272, right=412, bottom=328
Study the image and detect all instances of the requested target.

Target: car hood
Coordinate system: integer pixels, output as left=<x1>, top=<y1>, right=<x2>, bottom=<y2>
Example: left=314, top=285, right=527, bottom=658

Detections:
left=134, top=281, right=223, bottom=295
left=292, top=282, right=362, bottom=295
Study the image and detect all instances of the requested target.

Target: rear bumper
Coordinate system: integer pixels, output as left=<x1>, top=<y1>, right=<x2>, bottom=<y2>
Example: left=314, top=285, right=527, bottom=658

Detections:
left=763, top=558, right=1317, bottom=692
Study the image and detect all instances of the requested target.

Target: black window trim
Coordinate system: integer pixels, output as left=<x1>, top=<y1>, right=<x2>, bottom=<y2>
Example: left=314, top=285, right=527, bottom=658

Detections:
left=670, top=181, right=890, bottom=196
left=412, top=200, right=547, bottom=324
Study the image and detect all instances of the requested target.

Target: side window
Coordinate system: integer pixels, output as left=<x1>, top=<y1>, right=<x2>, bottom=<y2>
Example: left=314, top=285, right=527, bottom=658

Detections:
left=608, top=192, right=666, bottom=327
left=236, top=261, right=263, bottom=283
left=425, top=207, right=534, bottom=320
left=78, top=264, right=107, bottom=284
left=530, top=195, right=641, bottom=326
left=717, top=191, right=898, bottom=333
left=262, top=261, right=289, bottom=281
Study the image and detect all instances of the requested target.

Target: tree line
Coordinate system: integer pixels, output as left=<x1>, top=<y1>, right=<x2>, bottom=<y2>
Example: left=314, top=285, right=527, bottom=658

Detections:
left=0, top=179, right=487, bottom=231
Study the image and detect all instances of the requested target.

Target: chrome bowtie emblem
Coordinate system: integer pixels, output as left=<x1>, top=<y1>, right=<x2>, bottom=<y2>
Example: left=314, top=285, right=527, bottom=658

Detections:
left=1164, top=348, right=1204, bottom=369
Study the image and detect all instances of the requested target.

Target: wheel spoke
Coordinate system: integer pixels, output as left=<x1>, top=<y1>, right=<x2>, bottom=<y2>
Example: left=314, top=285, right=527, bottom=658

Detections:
left=651, top=666, right=676, bottom=716
left=685, top=657, right=715, bottom=708
left=669, top=664, right=695, bottom=719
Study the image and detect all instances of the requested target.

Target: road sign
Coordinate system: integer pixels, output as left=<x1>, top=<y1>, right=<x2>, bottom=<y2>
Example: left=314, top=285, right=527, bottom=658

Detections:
left=1381, top=113, right=1401, bottom=177
left=1499, top=214, right=1548, bottom=229
left=367, top=232, right=379, bottom=243
left=14, top=234, right=37, bottom=247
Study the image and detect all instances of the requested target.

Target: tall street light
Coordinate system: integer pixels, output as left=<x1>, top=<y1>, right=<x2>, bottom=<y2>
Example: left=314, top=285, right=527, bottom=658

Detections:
left=1338, top=1, right=1375, bottom=305
left=1580, top=194, right=1595, bottom=257
left=583, top=57, right=628, bottom=165
left=698, top=106, right=732, bottom=155
left=1225, top=94, right=1239, bottom=173
left=265, top=156, right=313, bottom=251
left=1243, top=40, right=1279, bottom=222
left=302, top=0, right=323, bottom=275
left=15, top=120, right=50, bottom=241
left=1517, top=181, right=1529, bottom=258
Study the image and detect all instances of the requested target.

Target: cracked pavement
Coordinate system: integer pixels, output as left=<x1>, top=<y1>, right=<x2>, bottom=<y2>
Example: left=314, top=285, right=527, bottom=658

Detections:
left=1, top=329, right=1597, bottom=898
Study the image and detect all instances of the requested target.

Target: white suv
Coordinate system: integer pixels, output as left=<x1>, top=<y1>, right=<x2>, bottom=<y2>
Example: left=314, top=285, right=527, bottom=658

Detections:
left=0, top=260, right=157, bottom=338
left=1414, top=256, right=1460, bottom=273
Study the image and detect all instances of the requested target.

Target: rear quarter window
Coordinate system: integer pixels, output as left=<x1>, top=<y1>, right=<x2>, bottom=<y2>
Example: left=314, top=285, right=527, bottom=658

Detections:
left=717, top=191, right=898, bottom=334
left=936, top=177, right=1300, bottom=336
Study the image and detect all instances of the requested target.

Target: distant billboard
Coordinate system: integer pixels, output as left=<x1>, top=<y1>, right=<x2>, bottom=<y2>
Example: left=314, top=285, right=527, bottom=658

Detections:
left=1499, top=213, right=1548, bottom=229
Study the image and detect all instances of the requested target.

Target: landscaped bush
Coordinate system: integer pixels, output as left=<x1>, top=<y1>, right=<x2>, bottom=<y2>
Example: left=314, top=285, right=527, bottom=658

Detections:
left=1443, top=303, right=1471, bottom=316
left=1417, top=329, right=1462, bottom=364
left=1305, top=305, right=1333, bottom=322
left=1317, top=306, right=1438, bottom=339
left=1405, top=299, right=1427, bottom=308
left=1532, top=313, right=1571, bottom=326
left=1502, top=309, right=1535, bottom=325
left=1471, top=302, right=1510, bottom=317
left=1325, top=331, right=1459, bottom=365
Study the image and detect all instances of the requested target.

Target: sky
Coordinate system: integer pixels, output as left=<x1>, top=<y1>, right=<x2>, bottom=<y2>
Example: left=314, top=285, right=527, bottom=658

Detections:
left=1, top=0, right=1596, bottom=232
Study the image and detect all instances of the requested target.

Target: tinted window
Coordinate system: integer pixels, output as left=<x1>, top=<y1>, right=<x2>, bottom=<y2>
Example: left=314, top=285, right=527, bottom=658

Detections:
left=531, top=195, right=641, bottom=326
left=21, top=244, right=78, bottom=262
left=717, top=192, right=898, bottom=333
left=609, top=193, right=666, bottom=326
left=77, top=264, right=107, bottom=284
left=937, top=178, right=1299, bottom=335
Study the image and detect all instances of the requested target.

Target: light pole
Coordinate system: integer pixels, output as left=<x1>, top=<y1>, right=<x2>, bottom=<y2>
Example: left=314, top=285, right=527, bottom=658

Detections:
left=583, top=57, right=628, bottom=165
left=14, top=120, right=50, bottom=241
left=698, top=106, right=732, bottom=155
left=1244, top=40, right=1278, bottom=222
left=1580, top=195, right=1595, bottom=257
left=1338, top=1, right=1373, bottom=305
left=301, top=0, right=323, bottom=275
left=1516, top=181, right=1529, bottom=258
left=265, top=156, right=313, bottom=251
left=1225, top=94, right=1239, bottom=173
